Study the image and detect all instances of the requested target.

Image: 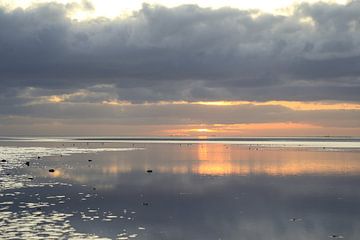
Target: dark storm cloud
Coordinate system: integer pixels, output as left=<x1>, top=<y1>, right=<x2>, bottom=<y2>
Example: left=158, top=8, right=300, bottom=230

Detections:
left=1, top=1, right=360, bottom=103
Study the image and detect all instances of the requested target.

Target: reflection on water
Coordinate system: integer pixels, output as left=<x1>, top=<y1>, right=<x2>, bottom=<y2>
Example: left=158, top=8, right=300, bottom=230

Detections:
left=1, top=141, right=360, bottom=239
left=65, top=143, right=360, bottom=177
left=194, top=144, right=360, bottom=176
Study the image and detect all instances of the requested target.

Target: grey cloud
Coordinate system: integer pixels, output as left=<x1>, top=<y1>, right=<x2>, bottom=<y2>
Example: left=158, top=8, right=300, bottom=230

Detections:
left=0, top=1, right=360, bottom=103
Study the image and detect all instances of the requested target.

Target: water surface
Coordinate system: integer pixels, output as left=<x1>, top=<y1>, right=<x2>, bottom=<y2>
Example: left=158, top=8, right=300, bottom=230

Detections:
left=1, top=140, right=360, bottom=239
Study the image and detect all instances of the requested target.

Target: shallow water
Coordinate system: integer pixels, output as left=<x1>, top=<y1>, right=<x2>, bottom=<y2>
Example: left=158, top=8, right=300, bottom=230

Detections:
left=1, top=140, right=360, bottom=239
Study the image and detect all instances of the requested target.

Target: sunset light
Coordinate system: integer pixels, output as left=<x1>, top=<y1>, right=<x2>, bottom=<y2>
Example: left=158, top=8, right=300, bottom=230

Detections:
left=1, top=0, right=360, bottom=239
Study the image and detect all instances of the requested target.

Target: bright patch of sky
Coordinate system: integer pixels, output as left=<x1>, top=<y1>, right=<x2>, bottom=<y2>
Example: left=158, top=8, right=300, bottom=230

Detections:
left=0, top=0, right=349, bottom=20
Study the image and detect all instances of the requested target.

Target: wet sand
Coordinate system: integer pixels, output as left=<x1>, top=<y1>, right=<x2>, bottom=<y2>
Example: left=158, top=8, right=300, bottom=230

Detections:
left=1, top=140, right=360, bottom=239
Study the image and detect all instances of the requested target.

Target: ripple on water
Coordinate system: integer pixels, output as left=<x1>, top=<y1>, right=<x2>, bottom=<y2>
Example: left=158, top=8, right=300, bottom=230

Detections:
left=0, top=210, right=112, bottom=239
left=0, top=146, right=143, bottom=191
left=0, top=146, right=144, bottom=239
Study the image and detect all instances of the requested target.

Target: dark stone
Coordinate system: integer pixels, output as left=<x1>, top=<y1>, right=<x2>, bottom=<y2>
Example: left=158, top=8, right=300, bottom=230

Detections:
left=329, top=235, right=343, bottom=239
left=49, top=169, right=55, bottom=173
left=146, top=170, right=153, bottom=173
left=25, top=161, right=30, bottom=166
left=88, top=159, right=92, bottom=162
left=1, top=159, right=6, bottom=162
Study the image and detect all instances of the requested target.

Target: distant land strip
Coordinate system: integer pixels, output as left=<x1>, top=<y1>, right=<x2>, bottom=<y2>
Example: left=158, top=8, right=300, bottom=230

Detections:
left=74, top=137, right=360, bottom=142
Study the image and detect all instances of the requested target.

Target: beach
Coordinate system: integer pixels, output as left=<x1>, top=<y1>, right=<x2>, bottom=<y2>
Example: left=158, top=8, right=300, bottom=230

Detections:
left=1, top=138, right=360, bottom=239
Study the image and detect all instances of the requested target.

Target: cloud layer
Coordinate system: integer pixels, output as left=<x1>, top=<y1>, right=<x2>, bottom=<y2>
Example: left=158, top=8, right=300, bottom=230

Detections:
left=0, top=1, right=360, bottom=135
left=1, top=1, right=360, bottom=101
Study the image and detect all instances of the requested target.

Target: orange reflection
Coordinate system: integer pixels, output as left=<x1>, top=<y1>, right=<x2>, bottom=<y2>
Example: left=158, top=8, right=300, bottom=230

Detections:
left=94, top=145, right=360, bottom=176
left=44, top=168, right=92, bottom=183
left=158, top=166, right=190, bottom=174
left=190, top=144, right=360, bottom=176
left=102, top=164, right=132, bottom=174
left=38, top=145, right=360, bottom=184
left=195, top=144, right=235, bottom=175
left=49, top=169, right=62, bottom=177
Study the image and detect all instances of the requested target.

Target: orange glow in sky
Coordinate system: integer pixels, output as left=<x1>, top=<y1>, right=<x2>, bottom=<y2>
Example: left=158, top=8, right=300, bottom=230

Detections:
left=42, top=93, right=360, bottom=111
left=97, top=99, right=360, bottom=110
left=48, top=96, right=65, bottom=103
left=165, top=122, right=320, bottom=136
left=192, top=100, right=360, bottom=110
left=31, top=96, right=360, bottom=137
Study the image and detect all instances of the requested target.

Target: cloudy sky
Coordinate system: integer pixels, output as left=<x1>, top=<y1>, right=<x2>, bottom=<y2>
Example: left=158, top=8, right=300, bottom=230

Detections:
left=0, top=0, right=359, bottom=136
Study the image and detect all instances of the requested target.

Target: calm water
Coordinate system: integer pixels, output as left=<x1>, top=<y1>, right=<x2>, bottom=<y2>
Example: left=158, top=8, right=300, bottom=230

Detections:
left=1, top=140, right=360, bottom=239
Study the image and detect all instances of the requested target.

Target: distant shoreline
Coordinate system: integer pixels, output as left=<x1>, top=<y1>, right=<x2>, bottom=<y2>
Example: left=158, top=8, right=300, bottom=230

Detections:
left=1, top=136, right=360, bottom=142
left=74, top=137, right=360, bottom=142
left=1, top=137, right=360, bottom=151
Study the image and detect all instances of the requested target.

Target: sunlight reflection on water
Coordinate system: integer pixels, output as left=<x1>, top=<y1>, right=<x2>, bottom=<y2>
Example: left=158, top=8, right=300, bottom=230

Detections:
left=1, top=141, right=360, bottom=239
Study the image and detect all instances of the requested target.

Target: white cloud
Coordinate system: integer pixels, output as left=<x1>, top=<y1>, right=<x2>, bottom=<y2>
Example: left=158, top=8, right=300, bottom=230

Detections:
left=0, top=0, right=350, bottom=19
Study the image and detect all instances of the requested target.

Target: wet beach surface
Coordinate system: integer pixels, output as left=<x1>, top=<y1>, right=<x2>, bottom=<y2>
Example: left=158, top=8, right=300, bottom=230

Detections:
left=1, top=141, right=360, bottom=239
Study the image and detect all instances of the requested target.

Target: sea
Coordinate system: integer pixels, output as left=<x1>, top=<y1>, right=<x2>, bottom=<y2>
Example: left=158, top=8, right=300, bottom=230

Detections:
left=1, top=137, right=360, bottom=239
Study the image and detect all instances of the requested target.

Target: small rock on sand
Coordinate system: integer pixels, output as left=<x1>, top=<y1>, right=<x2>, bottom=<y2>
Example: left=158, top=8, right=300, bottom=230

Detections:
left=329, top=235, right=344, bottom=239
left=49, top=169, right=55, bottom=173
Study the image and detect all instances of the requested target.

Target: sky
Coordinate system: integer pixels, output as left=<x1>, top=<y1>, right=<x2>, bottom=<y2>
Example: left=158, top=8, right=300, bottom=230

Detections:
left=0, top=0, right=359, bottom=137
